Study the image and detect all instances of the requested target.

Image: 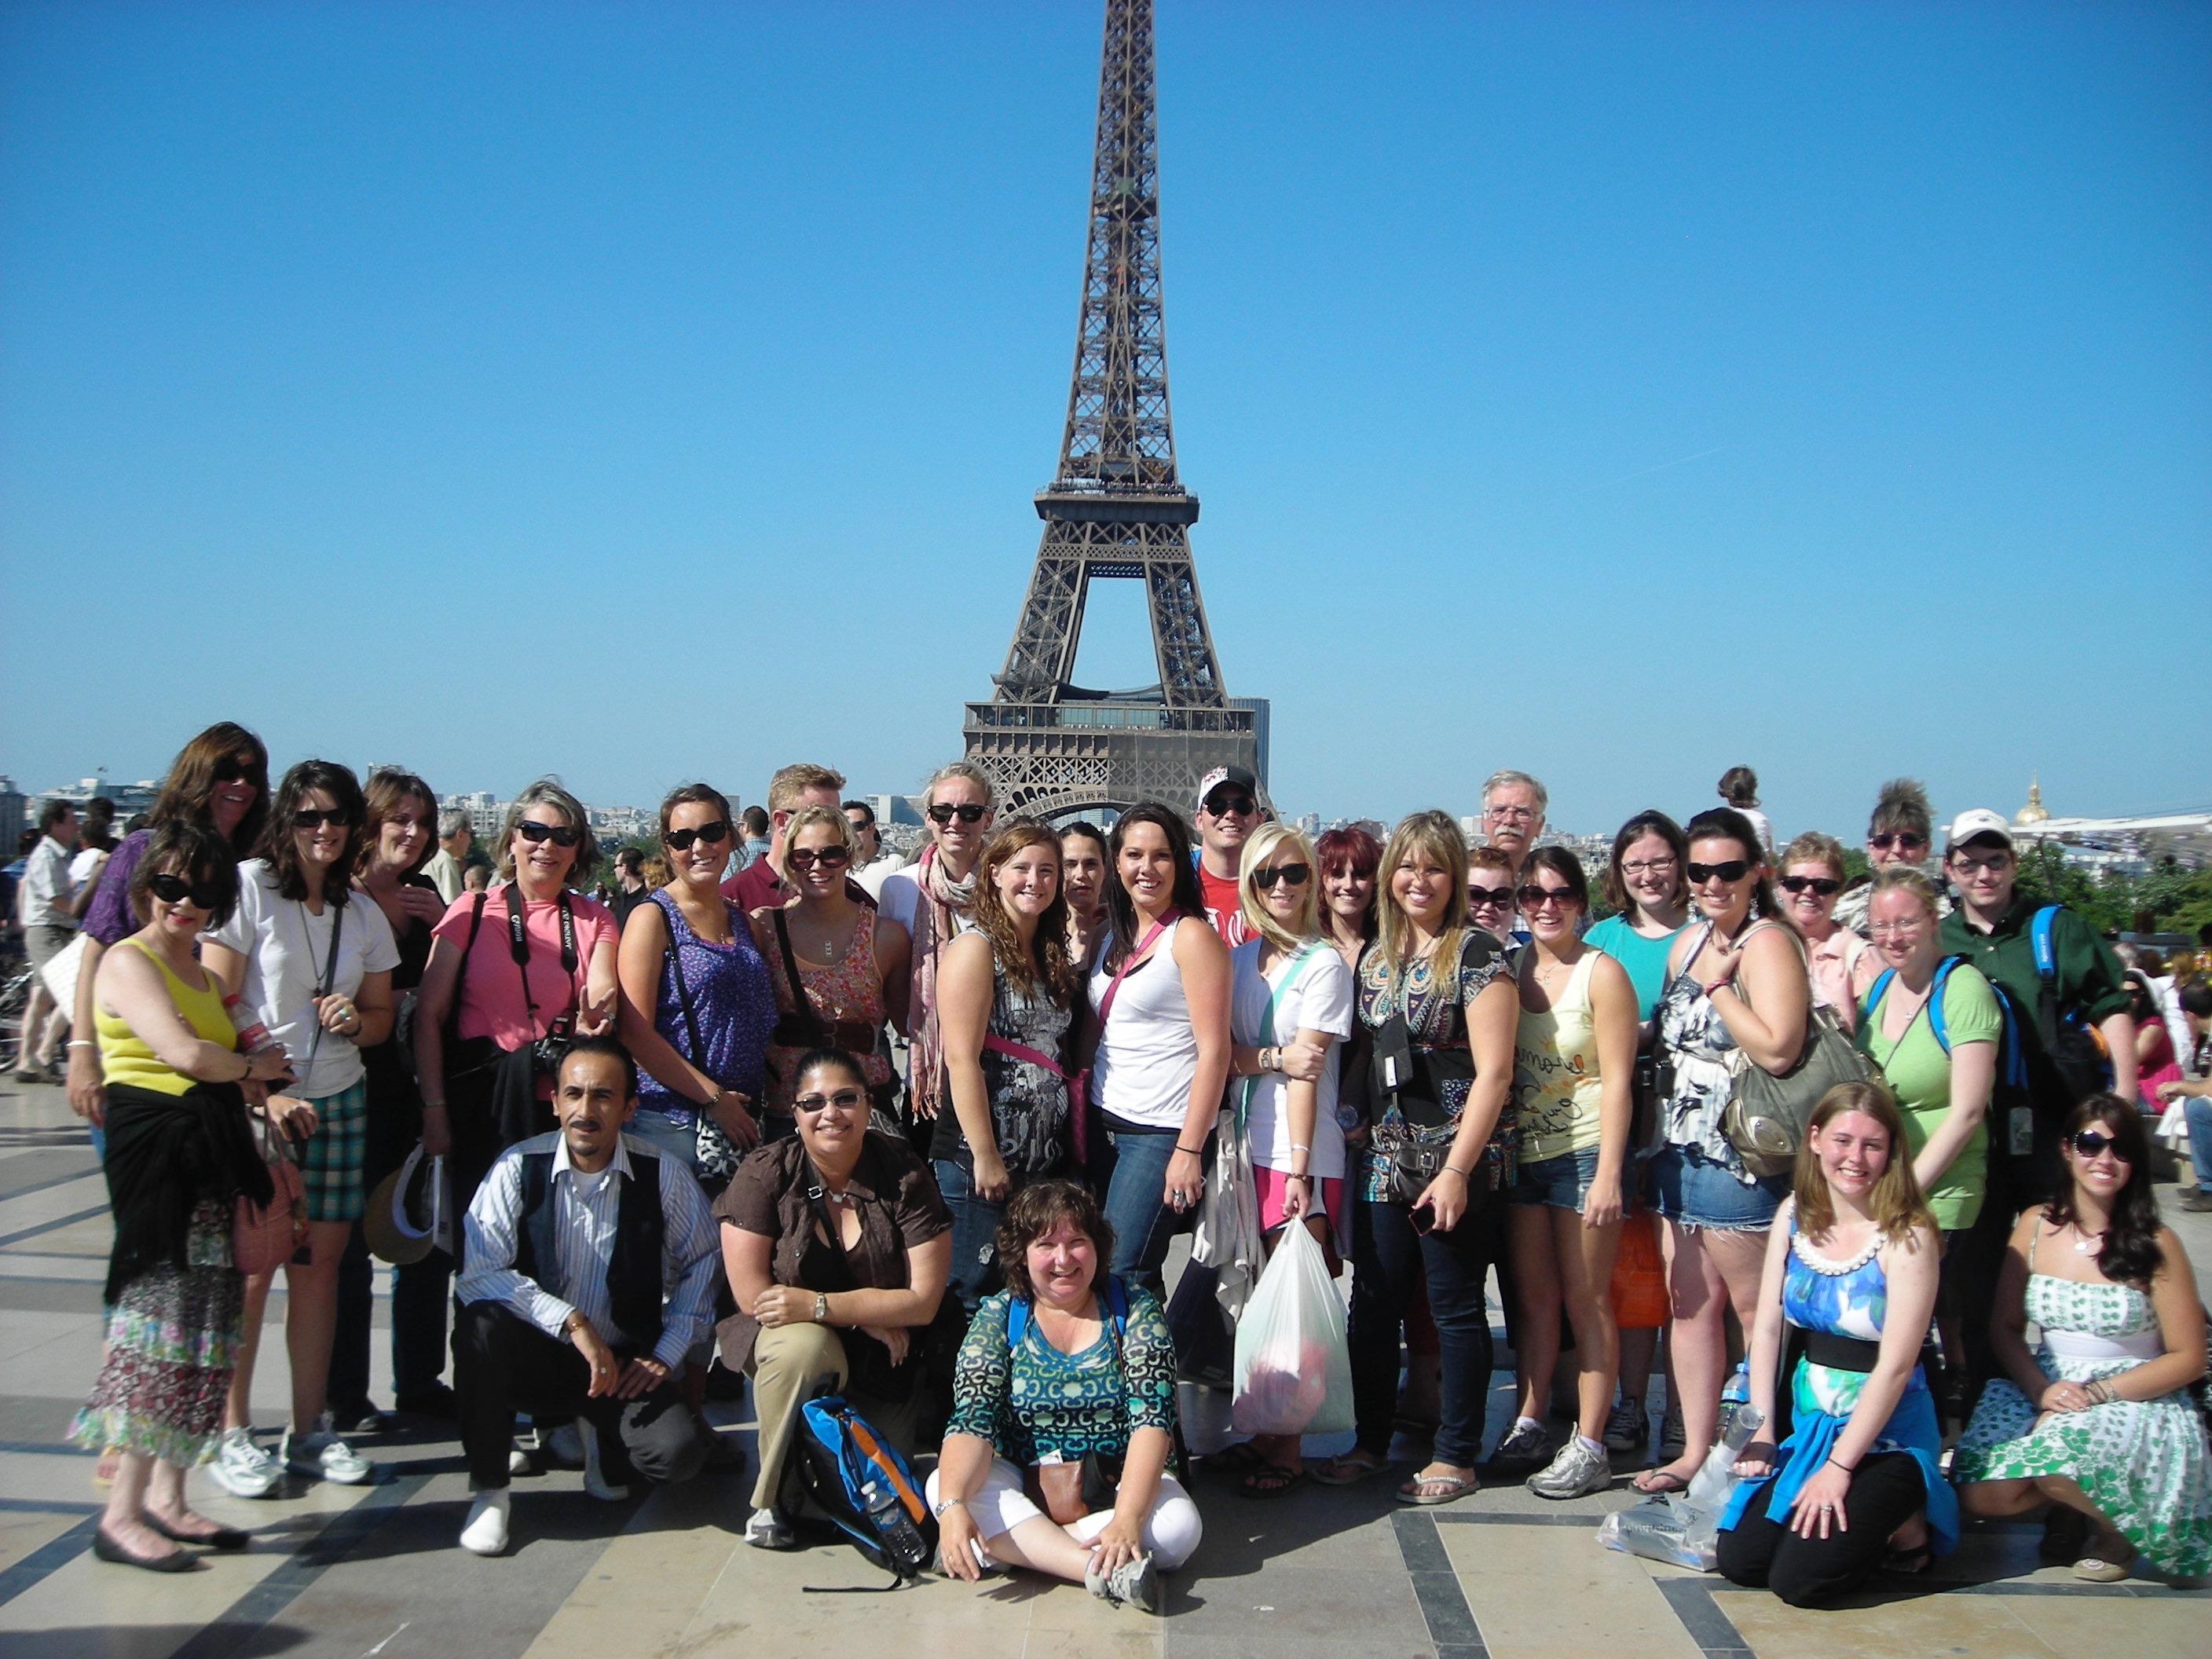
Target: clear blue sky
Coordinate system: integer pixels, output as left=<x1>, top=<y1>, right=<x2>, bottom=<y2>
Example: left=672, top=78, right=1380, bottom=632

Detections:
left=4, top=1, right=2207, bottom=840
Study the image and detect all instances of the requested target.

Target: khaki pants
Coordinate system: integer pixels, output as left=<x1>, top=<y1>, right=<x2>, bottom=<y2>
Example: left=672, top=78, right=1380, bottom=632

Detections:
left=748, top=1323, right=918, bottom=1512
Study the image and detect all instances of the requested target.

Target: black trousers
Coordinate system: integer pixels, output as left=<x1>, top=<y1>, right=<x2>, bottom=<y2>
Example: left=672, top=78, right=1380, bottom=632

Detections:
left=1716, top=1452, right=1929, bottom=1606
left=1946, top=1153, right=2050, bottom=1419
left=455, top=1302, right=709, bottom=1492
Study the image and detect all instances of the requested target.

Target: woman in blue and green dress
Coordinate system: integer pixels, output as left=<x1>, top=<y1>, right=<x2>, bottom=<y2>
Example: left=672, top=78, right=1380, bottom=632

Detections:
left=1954, top=1094, right=2210, bottom=1583
left=1716, top=1081, right=1957, bottom=1606
left=928, top=1179, right=1198, bottom=1613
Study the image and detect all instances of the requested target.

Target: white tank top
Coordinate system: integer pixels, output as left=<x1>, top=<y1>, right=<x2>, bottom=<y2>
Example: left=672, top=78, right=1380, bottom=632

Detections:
left=1089, top=917, right=1198, bottom=1130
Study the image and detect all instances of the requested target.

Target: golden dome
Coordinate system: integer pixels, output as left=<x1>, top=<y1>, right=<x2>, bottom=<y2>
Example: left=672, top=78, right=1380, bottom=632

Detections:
left=2015, top=775, right=2050, bottom=826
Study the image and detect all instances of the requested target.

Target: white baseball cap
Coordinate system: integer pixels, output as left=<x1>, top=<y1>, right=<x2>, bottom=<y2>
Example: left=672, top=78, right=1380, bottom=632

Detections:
left=1944, top=808, right=2014, bottom=854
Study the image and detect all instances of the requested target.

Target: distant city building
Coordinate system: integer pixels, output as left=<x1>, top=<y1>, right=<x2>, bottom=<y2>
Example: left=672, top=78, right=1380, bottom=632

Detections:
left=0, top=777, right=24, bottom=850
left=38, top=776, right=162, bottom=818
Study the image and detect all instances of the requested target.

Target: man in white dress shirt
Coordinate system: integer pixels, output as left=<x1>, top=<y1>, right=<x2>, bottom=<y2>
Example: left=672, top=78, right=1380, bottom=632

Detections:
left=453, top=1038, right=720, bottom=1554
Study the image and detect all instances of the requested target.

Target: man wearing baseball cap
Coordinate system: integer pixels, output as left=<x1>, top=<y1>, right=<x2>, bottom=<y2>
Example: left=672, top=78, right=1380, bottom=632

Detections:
left=1192, top=765, right=1265, bottom=947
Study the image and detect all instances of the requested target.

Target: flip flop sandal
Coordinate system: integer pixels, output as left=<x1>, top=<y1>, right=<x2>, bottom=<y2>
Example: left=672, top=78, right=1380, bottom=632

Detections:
left=1313, top=1452, right=1393, bottom=1487
left=1631, top=1467, right=1693, bottom=1496
left=1394, top=1472, right=1479, bottom=1507
left=1239, top=1464, right=1307, bottom=1500
left=1203, top=1441, right=1275, bottom=1476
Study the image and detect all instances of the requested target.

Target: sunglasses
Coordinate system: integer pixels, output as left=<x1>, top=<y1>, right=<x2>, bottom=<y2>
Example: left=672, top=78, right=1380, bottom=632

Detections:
left=212, top=757, right=259, bottom=786
left=1204, top=794, right=1258, bottom=817
left=148, top=872, right=224, bottom=909
left=1687, top=860, right=1751, bottom=884
left=1516, top=884, right=1578, bottom=910
left=928, top=803, right=988, bottom=826
left=1868, top=833, right=1928, bottom=851
left=1467, top=884, right=1516, bottom=907
left=665, top=820, right=730, bottom=851
left=794, top=1088, right=866, bottom=1115
left=292, top=808, right=356, bottom=831
left=1780, top=875, right=1842, bottom=896
left=516, top=820, right=583, bottom=848
left=788, top=847, right=852, bottom=871
left=1253, top=863, right=1310, bottom=891
left=2069, top=1129, right=2130, bottom=1162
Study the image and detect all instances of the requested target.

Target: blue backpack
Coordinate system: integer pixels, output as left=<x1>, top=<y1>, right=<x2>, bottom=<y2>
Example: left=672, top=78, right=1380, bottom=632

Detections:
left=793, top=1394, right=936, bottom=1590
left=1006, top=1274, right=1132, bottom=1352
left=1863, top=954, right=2029, bottom=1095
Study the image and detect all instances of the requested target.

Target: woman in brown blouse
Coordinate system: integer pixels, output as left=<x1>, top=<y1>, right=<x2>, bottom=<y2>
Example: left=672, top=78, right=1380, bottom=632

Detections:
left=715, top=1047, right=950, bottom=1550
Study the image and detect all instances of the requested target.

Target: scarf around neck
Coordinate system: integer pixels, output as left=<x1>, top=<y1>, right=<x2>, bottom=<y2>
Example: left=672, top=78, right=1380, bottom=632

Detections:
left=905, top=843, right=977, bottom=1119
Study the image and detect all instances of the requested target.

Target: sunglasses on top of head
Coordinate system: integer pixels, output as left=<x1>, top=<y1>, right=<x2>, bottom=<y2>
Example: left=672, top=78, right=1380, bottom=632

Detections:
left=1253, top=863, right=1309, bottom=891
left=516, top=820, right=583, bottom=848
left=1686, top=860, right=1751, bottom=884
left=2069, top=1128, right=2130, bottom=1162
left=148, top=872, right=224, bottom=909
left=787, top=847, right=851, bottom=871
left=1779, top=874, right=1842, bottom=896
left=928, top=803, right=988, bottom=826
left=665, top=820, right=730, bottom=851
left=292, top=808, right=356, bottom=831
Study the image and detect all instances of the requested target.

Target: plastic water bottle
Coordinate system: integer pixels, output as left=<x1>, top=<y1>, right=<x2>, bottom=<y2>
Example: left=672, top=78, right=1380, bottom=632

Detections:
left=1718, top=1360, right=1751, bottom=1437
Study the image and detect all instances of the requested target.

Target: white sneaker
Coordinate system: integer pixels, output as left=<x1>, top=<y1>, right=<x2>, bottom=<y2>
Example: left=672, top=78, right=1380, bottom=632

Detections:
left=207, top=1427, right=281, bottom=1498
left=1527, top=1437, right=1613, bottom=1500
left=743, top=1507, right=795, bottom=1550
left=459, top=1490, right=511, bottom=1556
left=1084, top=1550, right=1161, bottom=1613
left=543, top=1422, right=585, bottom=1468
left=283, top=1416, right=380, bottom=1485
left=577, top=1419, right=628, bottom=1502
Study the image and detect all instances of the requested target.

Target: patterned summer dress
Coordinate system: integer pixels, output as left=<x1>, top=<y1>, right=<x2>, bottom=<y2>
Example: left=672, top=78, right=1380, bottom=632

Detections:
left=1652, top=921, right=1779, bottom=1184
left=1952, top=1222, right=2212, bottom=1577
left=752, top=903, right=894, bottom=1115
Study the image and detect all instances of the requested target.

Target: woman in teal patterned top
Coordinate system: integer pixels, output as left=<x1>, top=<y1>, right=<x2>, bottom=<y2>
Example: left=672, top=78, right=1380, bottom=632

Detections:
left=928, top=1180, right=1198, bottom=1613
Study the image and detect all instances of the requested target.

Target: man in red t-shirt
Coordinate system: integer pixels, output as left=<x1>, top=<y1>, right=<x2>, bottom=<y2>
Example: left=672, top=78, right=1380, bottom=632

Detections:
left=720, top=762, right=862, bottom=914
left=1192, top=764, right=1265, bottom=947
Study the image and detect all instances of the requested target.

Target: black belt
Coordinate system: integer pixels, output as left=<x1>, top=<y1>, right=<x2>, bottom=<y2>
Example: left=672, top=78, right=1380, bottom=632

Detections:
left=1801, top=1328, right=1938, bottom=1374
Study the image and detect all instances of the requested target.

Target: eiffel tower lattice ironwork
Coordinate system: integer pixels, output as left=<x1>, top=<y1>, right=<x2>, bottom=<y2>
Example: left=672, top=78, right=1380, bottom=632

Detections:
left=962, top=0, right=1260, bottom=820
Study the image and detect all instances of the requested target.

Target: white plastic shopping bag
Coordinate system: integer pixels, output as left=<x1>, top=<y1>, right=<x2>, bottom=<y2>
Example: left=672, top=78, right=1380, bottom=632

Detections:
left=1230, top=1221, right=1353, bottom=1437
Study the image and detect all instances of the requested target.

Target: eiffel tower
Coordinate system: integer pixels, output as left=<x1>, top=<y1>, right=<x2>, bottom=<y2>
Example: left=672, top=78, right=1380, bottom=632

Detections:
left=962, top=0, right=1261, bottom=820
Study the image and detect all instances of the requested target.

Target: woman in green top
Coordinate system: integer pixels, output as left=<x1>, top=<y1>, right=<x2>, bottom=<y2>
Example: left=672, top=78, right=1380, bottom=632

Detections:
left=1857, top=865, right=1999, bottom=1420
left=1855, top=868, right=1999, bottom=1230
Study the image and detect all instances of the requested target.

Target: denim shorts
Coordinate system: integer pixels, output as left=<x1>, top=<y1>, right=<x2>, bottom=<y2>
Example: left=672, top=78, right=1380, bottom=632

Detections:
left=1510, top=1145, right=1600, bottom=1210
left=1643, top=1144, right=1787, bottom=1232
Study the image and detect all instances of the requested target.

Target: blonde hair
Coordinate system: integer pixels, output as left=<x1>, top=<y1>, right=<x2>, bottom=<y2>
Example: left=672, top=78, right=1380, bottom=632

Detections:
left=496, top=778, right=598, bottom=884
left=784, top=804, right=857, bottom=860
left=1238, top=823, right=1323, bottom=954
left=1377, top=811, right=1470, bottom=991
left=1869, top=864, right=1940, bottom=919
left=1780, top=830, right=1848, bottom=881
left=925, top=760, right=995, bottom=808
left=1793, top=1081, right=1935, bottom=1245
left=767, top=763, right=845, bottom=815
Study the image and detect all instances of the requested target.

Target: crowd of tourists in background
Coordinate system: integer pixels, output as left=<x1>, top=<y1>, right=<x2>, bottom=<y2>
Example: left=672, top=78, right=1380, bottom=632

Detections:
left=10, top=726, right=2209, bottom=1613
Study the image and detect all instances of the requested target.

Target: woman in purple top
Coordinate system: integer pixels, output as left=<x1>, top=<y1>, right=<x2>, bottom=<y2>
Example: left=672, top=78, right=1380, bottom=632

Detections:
left=70, top=723, right=272, bottom=1133
left=616, top=783, right=779, bottom=1191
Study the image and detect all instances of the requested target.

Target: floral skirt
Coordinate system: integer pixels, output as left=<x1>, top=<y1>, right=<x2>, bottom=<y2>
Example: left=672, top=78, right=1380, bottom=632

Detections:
left=71, top=1200, right=244, bottom=1466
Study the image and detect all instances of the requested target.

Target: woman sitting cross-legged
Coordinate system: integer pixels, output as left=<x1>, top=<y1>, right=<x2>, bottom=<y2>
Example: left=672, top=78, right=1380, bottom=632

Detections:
left=1716, top=1081, right=1960, bottom=1606
left=1952, top=1094, right=2210, bottom=1583
left=715, top=1047, right=951, bottom=1551
left=928, top=1179, right=1200, bottom=1614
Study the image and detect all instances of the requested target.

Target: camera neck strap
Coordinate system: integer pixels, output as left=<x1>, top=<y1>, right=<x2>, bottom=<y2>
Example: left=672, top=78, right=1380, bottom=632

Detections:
left=504, top=882, right=577, bottom=1034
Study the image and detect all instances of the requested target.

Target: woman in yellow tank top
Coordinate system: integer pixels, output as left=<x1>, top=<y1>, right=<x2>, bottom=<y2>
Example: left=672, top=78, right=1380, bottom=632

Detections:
left=71, top=822, right=293, bottom=1572
left=1498, top=848, right=1639, bottom=1500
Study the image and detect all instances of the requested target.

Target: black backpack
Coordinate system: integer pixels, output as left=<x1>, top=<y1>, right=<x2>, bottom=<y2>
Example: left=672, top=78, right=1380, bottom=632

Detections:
left=792, top=1393, right=936, bottom=1591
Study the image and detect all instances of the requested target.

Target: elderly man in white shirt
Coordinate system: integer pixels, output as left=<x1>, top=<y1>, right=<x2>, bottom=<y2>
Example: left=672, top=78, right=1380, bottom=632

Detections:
left=452, top=1038, right=720, bottom=1555
left=15, top=800, right=79, bottom=1079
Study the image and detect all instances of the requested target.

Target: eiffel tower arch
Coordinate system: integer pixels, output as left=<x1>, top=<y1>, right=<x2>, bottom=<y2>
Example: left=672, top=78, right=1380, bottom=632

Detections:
left=962, top=0, right=1262, bottom=820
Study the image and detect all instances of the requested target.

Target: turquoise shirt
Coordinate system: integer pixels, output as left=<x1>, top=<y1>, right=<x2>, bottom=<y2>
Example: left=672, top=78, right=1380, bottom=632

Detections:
left=1584, top=914, right=1683, bottom=1024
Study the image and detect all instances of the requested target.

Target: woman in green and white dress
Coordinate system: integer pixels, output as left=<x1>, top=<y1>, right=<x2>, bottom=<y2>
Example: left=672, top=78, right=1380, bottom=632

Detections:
left=1954, top=1094, right=2210, bottom=1583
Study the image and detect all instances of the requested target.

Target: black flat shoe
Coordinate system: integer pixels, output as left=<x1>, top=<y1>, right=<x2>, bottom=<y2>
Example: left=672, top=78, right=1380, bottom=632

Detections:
left=393, top=1383, right=458, bottom=1421
left=91, top=1525, right=196, bottom=1573
left=145, top=1513, right=251, bottom=1551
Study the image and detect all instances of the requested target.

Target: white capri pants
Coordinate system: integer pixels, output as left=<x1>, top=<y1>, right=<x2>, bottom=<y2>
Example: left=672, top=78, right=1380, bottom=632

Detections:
left=925, top=1457, right=1203, bottom=1570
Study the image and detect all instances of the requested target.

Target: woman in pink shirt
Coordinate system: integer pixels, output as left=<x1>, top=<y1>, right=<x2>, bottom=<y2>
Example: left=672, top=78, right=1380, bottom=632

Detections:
left=1780, top=833, right=1879, bottom=1035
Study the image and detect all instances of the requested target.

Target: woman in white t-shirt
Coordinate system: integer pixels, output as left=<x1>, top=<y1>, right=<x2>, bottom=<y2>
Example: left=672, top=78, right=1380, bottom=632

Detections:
left=1218, top=824, right=1353, bottom=1495
left=202, top=760, right=400, bottom=1497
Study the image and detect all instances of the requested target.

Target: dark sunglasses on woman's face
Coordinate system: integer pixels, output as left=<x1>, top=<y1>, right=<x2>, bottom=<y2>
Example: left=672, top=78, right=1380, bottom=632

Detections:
left=1780, top=875, right=1842, bottom=896
left=212, top=757, right=259, bottom=786
left=293, top=808, right=356, bottom=830
left=148, top=872, right=224, bottom=909
left=928, top=802, right=987, bottom=826
left=1517, top=884, right=1577, bottom=910
left=665, top=820, right=730, bottom=851
left=1869, top=833, right=1927, bottom=852
left=1687, top=860, right=1751, bottom=884
left=2070, top=1129, right=2130, bottom=1162
left=794, top=1088, right=866, bottom=1115
left=1253, top=863, right=1310, bottom=891
left=516, top=819, right=582, bottom=848
left=787, top=847, right=851, bottom=871
left=1467, top=884, right=1515, bottom=907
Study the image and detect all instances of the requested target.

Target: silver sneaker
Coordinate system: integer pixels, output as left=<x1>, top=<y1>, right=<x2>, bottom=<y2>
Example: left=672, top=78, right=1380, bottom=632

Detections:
left=1489, top=1419, right=1551, bottom=1476
left=1085, top=1550, right=1161, bottom=1613
left=1602, top=1396, right=1647, bottom=1454
left=283, top=1417, right=380, bottom=1485
left=207, top=1426, right=281, bottom=1498
left=1527, top=1438, right=1613, bottom=1500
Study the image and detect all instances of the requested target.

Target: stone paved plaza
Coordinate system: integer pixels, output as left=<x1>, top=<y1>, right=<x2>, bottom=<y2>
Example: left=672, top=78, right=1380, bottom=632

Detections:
left=2, top=1072, right=2206, bottom=1659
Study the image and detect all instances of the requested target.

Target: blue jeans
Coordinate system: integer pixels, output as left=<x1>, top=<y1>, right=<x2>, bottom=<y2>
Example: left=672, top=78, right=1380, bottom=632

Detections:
left=1090, top=1123, right=1187, bottom=1298
left=933, top=1157, right=1020, bottom=1318
left=626, top=1109, right=704, bottom=1180
left=2187, top=1094, right=2212, bottom=1192
left=1346, top=1193, right=1496, bottom=1467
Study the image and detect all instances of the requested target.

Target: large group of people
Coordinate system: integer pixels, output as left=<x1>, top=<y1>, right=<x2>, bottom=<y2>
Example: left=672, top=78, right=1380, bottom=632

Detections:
left=42, top=726, right=2211, bottom=1612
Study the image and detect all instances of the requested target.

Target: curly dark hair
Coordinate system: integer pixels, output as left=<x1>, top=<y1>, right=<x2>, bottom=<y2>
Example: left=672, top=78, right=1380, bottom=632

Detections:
left=2048, top=1094, right=2165, bottom=1292
left=258, top=759, right=367, bottom=904
left=994, top=1179, right=1117, bottom=1304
